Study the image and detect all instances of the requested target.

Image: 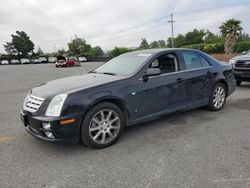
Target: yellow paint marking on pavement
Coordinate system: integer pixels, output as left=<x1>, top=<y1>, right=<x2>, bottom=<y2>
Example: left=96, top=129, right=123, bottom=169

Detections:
left=0, top=136, right=13, bottom=144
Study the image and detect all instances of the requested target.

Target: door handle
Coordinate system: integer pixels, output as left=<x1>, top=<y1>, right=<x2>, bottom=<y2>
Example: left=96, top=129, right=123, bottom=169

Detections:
left=177, top=78, right=182, bottom=82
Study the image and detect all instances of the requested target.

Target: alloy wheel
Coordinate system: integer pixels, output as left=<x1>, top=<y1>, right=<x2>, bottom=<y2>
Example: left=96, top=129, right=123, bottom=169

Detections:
left=89, top=109, right=121, bottom=144
left=213, top=86, right=226, bottom=109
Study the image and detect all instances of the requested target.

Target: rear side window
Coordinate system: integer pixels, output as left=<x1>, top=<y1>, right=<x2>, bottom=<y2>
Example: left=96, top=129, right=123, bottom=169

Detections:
left=182, top=52, right=211, bottom=70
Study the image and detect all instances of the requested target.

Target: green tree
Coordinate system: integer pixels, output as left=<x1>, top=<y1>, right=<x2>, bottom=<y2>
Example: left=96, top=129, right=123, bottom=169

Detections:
left=109, top=47, right=129, bottom=57
left=204, top=30, right=223, bottom=43
left=90, top=46, right=104, bottom=56
left=67, top=36, right=92, bottom=56
left=150, top=41, right=159, bottom=48
left=37, top=47, right=44, bottom=56
left=56, top=49, right=66, bottom=56
left=4, top=42, right=17, bottom=56
left=157, top=40, right=166, bottom=48
left=185, top=29, right=205, bottom=45
left=173, top=34, right=186, bottom=47
left=11, top=31, right=34, bottom=56
left=219, top=19, right=242, bottom=54
left=139, top=38, right=150, bottom=49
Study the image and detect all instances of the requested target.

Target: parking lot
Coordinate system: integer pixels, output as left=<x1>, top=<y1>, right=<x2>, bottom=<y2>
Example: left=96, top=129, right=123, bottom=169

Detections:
left=0, top=63, right=250, bottom=188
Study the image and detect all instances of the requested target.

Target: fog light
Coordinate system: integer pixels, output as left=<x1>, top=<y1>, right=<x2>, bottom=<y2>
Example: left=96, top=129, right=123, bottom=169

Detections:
left=44, top=132, right=54, bottom=139
left=42, top=122, right=51, bottom=130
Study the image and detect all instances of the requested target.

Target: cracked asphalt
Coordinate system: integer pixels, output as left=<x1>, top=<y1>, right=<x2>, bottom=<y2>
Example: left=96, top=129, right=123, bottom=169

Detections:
left=0, top=63, right=250, bottom=188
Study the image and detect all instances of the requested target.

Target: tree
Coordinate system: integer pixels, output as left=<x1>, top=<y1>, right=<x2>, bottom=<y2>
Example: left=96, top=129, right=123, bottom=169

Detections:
left=109, top=47, right=129, bottom=57
left=37, top=47, right=44, bottom=56
left=4, top=42, right=17, bottom=55
left=157, top=40, right=166, bottom=48
left=150, top=41, right=159, bottom=48
left=90, top=46, right=104, bottom=56
left=185, top=29, right=205, bottom=45
left=11, top=31, right=34, bottom=56
left=139, top=38, right=150, bottom=49
left=67, top=36, right=92, bottom=56
left=173, top=34, right=186, bottom=47
left=204, top=30, right=223, bottom=43
left=219, top=19, right=242, bottom=54
left=56, top=49, right=66, bottom=56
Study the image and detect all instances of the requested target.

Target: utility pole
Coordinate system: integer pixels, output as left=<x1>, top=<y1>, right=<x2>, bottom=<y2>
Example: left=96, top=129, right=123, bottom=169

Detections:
left=168, top=13, right=175, bottom=48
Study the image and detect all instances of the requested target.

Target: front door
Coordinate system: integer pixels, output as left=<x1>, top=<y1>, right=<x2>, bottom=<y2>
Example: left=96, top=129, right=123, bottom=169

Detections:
left=127, top=53, right=186, bottom=121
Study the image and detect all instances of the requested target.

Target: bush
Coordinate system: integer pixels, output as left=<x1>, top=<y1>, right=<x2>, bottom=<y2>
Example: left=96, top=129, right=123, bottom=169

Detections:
left=182, top=43, right=224, bottom=53
left=234, top=41, right=250, bottom=53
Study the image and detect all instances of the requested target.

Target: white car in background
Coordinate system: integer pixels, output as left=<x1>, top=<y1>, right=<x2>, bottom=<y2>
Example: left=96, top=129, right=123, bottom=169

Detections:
left=78, top=57, right=87, bottom=62
left=39, top=57, right=48, bottom=63
left=1, top=60, right=9, bottom=65
left=20, top=58, right=31, bottom=64
left=32, top=59, right=41, bottom=64
left=48, top=57, right=57, bottom=63
left=10, top=59, right=20, bottom=64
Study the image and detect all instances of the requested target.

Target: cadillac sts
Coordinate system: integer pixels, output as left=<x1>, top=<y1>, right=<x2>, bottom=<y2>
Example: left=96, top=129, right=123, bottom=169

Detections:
left=21, top=49, right=236, bottom=148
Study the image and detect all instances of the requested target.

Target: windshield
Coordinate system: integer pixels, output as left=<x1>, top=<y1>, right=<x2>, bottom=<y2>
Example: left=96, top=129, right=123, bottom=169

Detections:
left=93, top=52, right=152, bottom=76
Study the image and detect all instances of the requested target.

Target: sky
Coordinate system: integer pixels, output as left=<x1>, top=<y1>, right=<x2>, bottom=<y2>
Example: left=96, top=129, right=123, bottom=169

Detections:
left=0, top=0, right=249, bottom=53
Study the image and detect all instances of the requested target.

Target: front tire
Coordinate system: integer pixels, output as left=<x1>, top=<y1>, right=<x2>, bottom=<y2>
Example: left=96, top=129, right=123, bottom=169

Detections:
left=207, top=82, right=227, bottom=111
left=81, top=102, right=125, bottom=149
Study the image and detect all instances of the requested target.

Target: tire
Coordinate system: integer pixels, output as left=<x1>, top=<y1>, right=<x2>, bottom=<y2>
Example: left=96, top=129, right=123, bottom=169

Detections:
left=81, top=102, right=125, bottom=149
left=207, top=82, right=227, bottom=111
left=236, top=81, right=242, bottom=86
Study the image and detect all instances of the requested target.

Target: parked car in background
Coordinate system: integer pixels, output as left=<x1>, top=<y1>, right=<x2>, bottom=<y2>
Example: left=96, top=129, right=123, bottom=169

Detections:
left=21, top=48, right=236, bottom=148
left=61, top=57, right=79, bottom=67
left=32, top=58, right=41, bottom=64
left=78, top=56, right=87, bottom=62
left=55, top=56, right=66, bottom=67
left=20, top=58, right=31, bottom=64
left=10, top=59, right=20, bottom=64
left=1, top=60, right=9, bottom=65
left=39, top=57, right=48, bottom=63
left=229, top=50, right=250, bottom=86
left=48, top=57, right=57, bottom=63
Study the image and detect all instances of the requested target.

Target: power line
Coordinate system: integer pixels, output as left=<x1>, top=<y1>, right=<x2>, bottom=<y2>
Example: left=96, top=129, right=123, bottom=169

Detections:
left=89, top=1, right=250, bottom=41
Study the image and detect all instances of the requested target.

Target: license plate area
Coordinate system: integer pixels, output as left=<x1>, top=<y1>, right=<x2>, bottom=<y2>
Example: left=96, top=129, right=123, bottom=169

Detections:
left=242, top=73, right=250, bottom=78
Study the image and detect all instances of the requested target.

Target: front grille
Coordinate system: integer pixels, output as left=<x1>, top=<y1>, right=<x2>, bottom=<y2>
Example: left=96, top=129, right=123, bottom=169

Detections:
left=235, top=60, right=250, bottom=69
left=23, top=94, right=44, bottom=113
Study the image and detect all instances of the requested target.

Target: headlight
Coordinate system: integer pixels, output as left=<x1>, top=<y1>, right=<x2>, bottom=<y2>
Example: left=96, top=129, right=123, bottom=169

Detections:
left=45, top=94, right=67, bottom=117
left=23, top=92, right=30, bottom=109
left=229, top=59, right=236, bottom=66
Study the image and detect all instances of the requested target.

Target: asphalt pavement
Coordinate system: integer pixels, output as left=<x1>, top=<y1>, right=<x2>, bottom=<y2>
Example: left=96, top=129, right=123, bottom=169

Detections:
left=0, top=63, right=250, bottom=188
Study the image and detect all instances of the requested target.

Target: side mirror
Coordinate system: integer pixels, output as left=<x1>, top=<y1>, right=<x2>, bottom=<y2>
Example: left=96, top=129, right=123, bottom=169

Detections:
left=241, top=51, right=247, bottom=55
left=142, top=68, right=161, bottom=81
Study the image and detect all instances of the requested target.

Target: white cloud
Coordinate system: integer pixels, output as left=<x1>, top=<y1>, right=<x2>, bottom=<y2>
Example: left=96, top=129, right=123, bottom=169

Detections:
left=0, top=0, right=249, bottom=53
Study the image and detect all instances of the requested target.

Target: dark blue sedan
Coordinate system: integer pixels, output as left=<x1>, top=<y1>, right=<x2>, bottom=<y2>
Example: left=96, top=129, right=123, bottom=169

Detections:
left=21, top=49, right=236, bottom=148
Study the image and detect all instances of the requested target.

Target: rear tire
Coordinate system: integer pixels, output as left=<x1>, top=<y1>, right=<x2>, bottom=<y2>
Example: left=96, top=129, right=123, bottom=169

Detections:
left=236, top=81, right=242, bottom=86
left=207, top=82, right=227, bottom=111
left=81, top=102, right=125, bottom=149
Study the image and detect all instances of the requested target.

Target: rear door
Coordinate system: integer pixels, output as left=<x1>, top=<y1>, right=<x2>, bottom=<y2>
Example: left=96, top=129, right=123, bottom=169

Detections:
left=180, top=51, right=216, bottom=109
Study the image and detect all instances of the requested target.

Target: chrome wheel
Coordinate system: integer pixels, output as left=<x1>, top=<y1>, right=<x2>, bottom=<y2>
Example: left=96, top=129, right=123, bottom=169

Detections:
left=213, top=86, right=226, bottom=109
left=89, top=109, right=121, bottom=144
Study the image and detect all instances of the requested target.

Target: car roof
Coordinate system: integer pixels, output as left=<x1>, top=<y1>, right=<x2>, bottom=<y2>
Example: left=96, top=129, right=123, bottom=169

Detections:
left=126, top=48, right=201, bottom=55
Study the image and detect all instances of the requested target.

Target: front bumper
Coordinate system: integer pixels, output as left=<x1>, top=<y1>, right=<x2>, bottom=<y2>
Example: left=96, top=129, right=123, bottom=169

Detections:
left=233, top=69, right=250, bottom=81
left=20, top=110, right=83, bottom=142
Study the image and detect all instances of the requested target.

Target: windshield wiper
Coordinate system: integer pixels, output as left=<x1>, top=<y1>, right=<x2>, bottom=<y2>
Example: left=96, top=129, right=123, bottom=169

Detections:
left=89, top=70, right=116, bottom=76
left=101, top=72, right=116, bottom=76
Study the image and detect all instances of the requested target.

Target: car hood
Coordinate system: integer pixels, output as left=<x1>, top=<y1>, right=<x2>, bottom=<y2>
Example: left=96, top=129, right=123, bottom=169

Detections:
left=31, top=73, right=125, bottom=99
left=232, top=54, right=250, bottom=60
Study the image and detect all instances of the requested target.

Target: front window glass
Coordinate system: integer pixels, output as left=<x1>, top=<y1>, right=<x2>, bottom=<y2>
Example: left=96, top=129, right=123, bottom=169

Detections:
left=94, top=52, right=152, bottom=76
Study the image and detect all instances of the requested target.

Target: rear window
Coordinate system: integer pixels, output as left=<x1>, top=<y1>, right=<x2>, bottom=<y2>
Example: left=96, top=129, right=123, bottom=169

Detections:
left=182, top=52, right=211, bottom=70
